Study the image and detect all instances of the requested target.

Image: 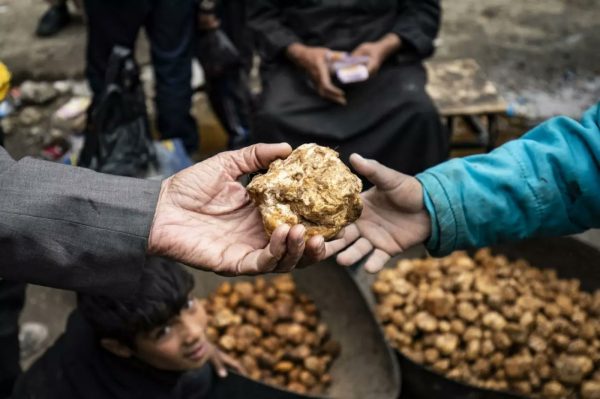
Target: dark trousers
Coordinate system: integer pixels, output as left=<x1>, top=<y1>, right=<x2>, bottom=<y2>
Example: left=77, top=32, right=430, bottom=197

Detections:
left=205, top=1, right=252, bottom=149
left=216, top=0, right=253, bottom=73
left=0, top=280, right=26, bottom=398
left=83, top=0, right=199, bottom=154
left=205, top=70, right=251, bottom=150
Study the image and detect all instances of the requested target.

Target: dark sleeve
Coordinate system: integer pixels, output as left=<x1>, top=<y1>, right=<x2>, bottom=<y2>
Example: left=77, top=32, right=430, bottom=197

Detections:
left=0, top=147, right=161, bottom=295
left=246, top=0, right=301, bottom=61
left=392, top=0, right=440, bottom=58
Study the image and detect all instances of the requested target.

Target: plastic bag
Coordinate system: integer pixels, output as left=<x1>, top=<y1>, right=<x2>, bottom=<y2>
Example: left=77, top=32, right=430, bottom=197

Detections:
left=79, top=46, right=157, bottom=177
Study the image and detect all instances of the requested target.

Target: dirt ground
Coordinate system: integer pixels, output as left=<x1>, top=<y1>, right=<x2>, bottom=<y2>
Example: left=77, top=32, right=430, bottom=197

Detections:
left=436, top=0, right=600, bottom=118
left=2, top=0, right=599, bottom=117
left=1, top=0, right=600, bottom=373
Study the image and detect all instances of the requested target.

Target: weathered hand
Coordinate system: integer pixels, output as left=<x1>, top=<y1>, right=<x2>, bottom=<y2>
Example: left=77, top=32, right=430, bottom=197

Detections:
left=351, top=33, right=402, bottom=75
left=148, top=143, right=344, bottom=275
left=336, top=154, right=431, bottom=273
left=209, top=344, right=245, bottom=378
left=286, top=43, right=346, bottom=105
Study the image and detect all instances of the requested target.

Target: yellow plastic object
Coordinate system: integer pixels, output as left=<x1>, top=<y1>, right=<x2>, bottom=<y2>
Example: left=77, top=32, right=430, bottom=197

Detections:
left=0, top=62, right=10, bottom=101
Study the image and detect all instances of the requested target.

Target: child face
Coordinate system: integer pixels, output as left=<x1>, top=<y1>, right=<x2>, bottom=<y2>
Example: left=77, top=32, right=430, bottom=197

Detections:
left=132, top=297, right=212, bottom=371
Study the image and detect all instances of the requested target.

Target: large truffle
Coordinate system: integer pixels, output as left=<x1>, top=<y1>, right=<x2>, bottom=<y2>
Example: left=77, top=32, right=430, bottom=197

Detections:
left=247, top=144, right=362, bottom=240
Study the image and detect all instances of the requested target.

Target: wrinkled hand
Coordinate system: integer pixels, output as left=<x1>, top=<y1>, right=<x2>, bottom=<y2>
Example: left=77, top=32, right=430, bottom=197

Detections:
left=148, top=143, right=350, bottom=275
left=336, top=154, right=431, bottom=273
left=286, top=43, right=346, bottom=105
left=209, top=344, right=245, bottom=378
left=351, top=33, right=402, bottom=75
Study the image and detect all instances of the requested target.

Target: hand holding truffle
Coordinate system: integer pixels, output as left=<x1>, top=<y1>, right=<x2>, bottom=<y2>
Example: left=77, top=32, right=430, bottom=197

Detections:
left=336, top=154, right=431, bottom=273
left=148, top=144, right=351, bottom=275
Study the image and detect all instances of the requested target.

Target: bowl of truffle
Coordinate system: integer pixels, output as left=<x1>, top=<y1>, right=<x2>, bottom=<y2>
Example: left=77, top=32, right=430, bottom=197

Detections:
left=355, top=237, right=600, bottom=399
left=188, top=259, right=401, bottom=399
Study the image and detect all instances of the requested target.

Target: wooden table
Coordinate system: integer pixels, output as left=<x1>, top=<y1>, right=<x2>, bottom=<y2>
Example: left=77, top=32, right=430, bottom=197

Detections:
left=425, top=58, right=507, bottom=152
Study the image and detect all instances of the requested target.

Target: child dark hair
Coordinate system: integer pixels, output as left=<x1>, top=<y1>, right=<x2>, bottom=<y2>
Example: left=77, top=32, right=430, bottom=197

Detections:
left=78, top=257, right=194, bottom=347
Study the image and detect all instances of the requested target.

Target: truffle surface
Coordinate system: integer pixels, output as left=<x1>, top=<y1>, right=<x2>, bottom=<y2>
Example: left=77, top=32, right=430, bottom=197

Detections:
left=247, top=144, right=362, bottom=239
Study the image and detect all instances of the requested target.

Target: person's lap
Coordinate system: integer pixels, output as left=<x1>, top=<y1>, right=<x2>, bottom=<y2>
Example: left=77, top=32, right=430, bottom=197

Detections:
left=253, top=61, right=449, bottom=175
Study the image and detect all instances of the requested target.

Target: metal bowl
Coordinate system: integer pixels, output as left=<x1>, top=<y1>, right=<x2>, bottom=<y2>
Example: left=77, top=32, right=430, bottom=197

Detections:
left=353, top=237, right=600, bottom=399
left=189, top=259, right=401, bottom=399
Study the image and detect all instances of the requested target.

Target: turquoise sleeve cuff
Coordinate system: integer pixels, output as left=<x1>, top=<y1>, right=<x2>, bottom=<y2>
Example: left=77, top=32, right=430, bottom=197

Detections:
left=416, top=170, right=462, bottom=256
left=421, top=186, right=439, bottom=253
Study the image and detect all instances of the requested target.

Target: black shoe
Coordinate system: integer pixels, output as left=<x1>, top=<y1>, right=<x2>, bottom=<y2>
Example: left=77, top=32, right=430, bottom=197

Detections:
left=35, top=4, right=70, bottom=37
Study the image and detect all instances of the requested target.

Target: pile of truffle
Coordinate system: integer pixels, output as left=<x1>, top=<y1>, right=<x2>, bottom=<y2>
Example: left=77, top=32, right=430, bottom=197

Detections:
left=204, top=275, right=340, bottom=395
left=373, top=249, right=600, bottom=399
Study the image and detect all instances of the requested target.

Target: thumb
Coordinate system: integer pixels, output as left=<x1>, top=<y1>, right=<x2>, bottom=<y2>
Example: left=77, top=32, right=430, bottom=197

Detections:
left=349, top=153, right=408, bottom=191
left=218, top=143, right=293, bottom=178
left=366, top=57, right=379, bottom=75
left=351, top=44, right=368, bottom=57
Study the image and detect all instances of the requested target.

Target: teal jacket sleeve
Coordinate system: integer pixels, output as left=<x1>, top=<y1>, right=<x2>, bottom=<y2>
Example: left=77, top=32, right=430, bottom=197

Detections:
left=416, top=103, right=600, bottom=256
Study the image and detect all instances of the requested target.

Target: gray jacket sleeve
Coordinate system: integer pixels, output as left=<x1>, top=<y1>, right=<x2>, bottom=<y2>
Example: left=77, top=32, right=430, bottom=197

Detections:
left=0, top=147, right=161, bottom=295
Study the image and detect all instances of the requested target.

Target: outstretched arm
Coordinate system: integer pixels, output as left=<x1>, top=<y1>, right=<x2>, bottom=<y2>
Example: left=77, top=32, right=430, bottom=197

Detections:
left=418, top=103, right=600, bottom=256
left=0, top=146, right=159, bottom=294
left=0, top=143, right=347, bottom=293
left=339, top=103, right=600, bottom=272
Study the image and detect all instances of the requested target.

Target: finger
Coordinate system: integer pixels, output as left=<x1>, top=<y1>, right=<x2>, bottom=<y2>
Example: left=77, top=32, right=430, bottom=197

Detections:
left=351, top=45, right=368, bottom=57
left=336, top=237, right=374, bottom=266
left=323, top=225, right=361, bottom=258
left=299, top=225, right=361, bottom=268
left=272, top=224, right=306, bottom=273
left=221, top=351, right=246, bottom=375
left=334, top=227, right=347, bottom=240
left=317, top=60, right=346, bottom=105
left=350, top=153, right=408, bottom=191
left=337, top=224, right=361, bottom=242
left=221, top=143, right=293, bottom=178
left=322, top=87, right=347, bottom=105
left=367, top=59, right=379, bottom=75
left=237, top=224, right=289, bottom=275
left=302, top=235, right=325, bottom=265
left=210, top=353, right=228, bottom=378
left=321, top=80, right=346, bottom=105
left=364, top=249, right=392, bottom=274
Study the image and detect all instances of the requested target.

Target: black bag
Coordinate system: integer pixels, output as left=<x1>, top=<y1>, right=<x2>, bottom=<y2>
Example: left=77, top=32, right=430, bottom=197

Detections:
left=196, top=29, right=241, bottom=79
left=79, top=46, right=157, bottom=177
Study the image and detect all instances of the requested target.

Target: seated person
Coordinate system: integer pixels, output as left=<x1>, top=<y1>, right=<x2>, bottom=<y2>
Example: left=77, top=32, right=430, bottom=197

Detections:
left=12, top=258, right=242, bottom=399
left=248, top=0, right=449, bottom=176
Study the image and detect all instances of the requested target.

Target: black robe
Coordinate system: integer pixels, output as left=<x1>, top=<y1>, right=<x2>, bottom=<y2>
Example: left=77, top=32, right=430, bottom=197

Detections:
left=248, top=0, right=440, bottom=63
left=248, top=0, right=449, bottom=176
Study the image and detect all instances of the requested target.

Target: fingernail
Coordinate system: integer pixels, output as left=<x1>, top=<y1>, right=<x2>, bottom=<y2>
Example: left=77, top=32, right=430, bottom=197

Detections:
left=358, top=154, right=377, bottom=164
left=219, top=369, right=227, bottom=378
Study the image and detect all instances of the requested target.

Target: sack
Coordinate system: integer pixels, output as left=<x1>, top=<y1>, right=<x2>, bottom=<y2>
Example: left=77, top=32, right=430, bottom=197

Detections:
left=79, top=46, right=157, bottom=177
left=196, top=29, right=241, bottom=79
